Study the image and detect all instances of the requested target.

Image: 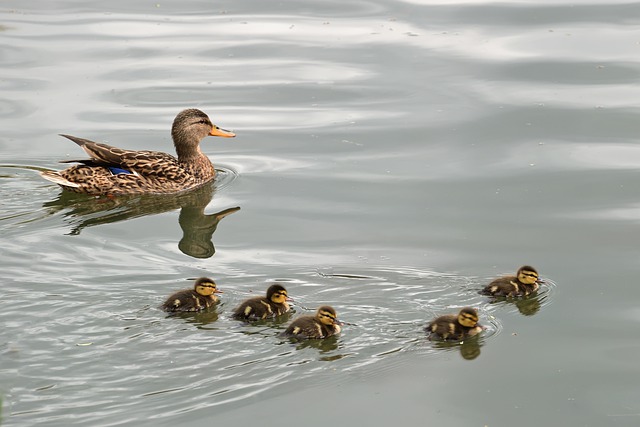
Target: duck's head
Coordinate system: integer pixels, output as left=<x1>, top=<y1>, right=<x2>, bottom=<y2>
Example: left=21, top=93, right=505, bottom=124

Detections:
left=171, top=109, right=235, bottom=154
left=457, top=307, right=479, bottom=328
left=193, top=277, right=222, bottom=297
left=266, top=284, right=291, bottom=304
left=516, top=266, right=539, bottom=285
left=316, top=306, right=341, bottom=326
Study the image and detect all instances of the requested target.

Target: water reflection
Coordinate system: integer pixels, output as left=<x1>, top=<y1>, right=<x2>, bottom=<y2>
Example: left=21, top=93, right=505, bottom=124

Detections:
left=42, top=181, right=239, bottom=258
left=168, top=308, right=221, bottom=327
left=484, top=292, right=544, bottom=316
left=430, top=335, right=483, bottom=361
left=284, top=335, right=341, bottom=354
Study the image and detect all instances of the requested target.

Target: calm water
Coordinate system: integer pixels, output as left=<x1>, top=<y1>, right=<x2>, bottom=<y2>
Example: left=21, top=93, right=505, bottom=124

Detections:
left=2, top=1, right=640, bottom=426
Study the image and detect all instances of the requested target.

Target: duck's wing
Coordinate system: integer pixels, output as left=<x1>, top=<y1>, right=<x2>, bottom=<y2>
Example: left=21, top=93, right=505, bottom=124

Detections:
left=59, top=134, right=180, bottom=177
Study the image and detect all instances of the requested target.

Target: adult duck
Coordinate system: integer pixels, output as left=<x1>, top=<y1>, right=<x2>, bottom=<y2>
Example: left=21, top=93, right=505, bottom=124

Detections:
left=41, top=109, right=235, bottom=195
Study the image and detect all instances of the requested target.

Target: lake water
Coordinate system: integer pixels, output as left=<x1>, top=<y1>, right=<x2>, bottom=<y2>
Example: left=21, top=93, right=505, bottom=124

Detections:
left=2, top=1, right=640, bottom=426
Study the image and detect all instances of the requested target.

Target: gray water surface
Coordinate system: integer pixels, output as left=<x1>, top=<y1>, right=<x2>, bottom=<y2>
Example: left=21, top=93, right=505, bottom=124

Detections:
left=2, top=1, right=640, bottom=426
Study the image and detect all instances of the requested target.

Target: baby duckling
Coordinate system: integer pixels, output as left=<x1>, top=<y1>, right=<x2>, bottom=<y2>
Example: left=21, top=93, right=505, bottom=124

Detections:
left=480, top=265, right=540, bottom=297
left=283, top=306, right=342, bottom=339
left=232, top=284, right=291, bottom=320
left=426, top=307, right=483, bottom=341
left=162, top=277, right=222, bottom=312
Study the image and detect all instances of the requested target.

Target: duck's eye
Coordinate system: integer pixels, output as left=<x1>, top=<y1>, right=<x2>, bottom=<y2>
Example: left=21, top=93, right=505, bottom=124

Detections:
left=198, top=119, right=210, bottom=125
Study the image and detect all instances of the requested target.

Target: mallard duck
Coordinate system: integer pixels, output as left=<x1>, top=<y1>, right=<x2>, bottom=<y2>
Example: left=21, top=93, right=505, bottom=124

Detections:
left=231, top=284, right=292, bottom=320
left=480, top=265, right=540, bottom=297
left=426, top=307, right=483, bottom=341
left=40, top=109, right=235, bottom=195
left=161, top=277, right=222, bottom=312
left=282, top=306, right=342, bottom=339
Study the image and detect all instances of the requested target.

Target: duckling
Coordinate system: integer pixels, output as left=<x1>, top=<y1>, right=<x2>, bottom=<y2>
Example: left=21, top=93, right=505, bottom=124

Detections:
left=426, top=307, right=483, bottom=341
left=41, top=109, right=235, bottom=195
left=480, top=265, right=540, bottom=297
left=282, top=306, right=342, bottom=339
left=232, top=284, right=291, bottom=320
left=162, top=277, right=222, bottom=312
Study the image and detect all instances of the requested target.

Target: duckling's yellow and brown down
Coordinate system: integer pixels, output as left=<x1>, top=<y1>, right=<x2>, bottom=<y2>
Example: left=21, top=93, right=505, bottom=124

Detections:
left=480, top=265, right=540, bottom=297
left=232, top=284, right=291, bottom=320
left=426, top=307, right=483, bottom=341
left=162, top=277, right=222, bottom=313
left=283, top=306, right=342, bottom=339
left=41, top=109, right=235, bottom=195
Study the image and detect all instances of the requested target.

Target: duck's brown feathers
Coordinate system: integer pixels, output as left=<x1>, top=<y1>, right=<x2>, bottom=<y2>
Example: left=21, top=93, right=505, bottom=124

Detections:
left=41, top=109, right=234, bottom=195
left=480, top=266, right=540, bottom=297
left=231, top=296, right=289, bottom=320
left=161, top=289, right=218, bottom=313
left=283, top=315, right=340, bottom=339
left=426, top=309, right=483, bottom=341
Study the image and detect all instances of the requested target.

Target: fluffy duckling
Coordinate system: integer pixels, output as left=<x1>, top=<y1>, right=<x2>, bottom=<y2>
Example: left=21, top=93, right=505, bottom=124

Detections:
left=232, top=284, right=291, bottom=320
left=426, top=307, right=483, bottom=341
left=162, top=277, right=222, bottom=312
left=283, top=306, right=342, bottom=339
left=41, top=109, right=235, bottom=195
left=480, top=265, right=540, bottom=297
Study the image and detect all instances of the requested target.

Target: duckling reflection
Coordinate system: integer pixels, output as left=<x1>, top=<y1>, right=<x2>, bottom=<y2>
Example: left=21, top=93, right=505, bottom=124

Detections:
left=42, top=181, right=239, bottom=258
left=288, top=335, right=340, bottom=353
left=486, top=293, right=542, bottom=316
left=431, top=334, right=483, bottom=360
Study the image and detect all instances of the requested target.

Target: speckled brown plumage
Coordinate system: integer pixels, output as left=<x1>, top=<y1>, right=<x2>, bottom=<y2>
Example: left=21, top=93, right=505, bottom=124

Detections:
left=232, top=284, right=291, bottom=321
left=282, top=306, right=342, bottom=339
left=41, top=109, right=235, bottom=195
left=480, top=265, right=540, bottom=297
left=426, top=307, right=483, bottom=341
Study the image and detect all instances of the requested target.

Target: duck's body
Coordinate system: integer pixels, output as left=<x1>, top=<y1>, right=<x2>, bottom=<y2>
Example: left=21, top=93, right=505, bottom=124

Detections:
left=480, top=266, right=540, bottom=297
left=162, top=277, right=222, bottom=313
left=41, top=109, right=235, bottom=196
left=283, top=306, right=342, bottom=339
left=426, top=307, right=483, bottom=341
left=232, top=284, right=291, bottom=321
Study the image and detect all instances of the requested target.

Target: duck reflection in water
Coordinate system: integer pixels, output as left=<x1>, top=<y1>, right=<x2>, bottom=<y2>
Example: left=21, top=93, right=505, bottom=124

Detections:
left=431, top=335, right=483, bottom=360
left=42, top=181, right=239, bottom=258
left=485, top=293, right=543, bottom=316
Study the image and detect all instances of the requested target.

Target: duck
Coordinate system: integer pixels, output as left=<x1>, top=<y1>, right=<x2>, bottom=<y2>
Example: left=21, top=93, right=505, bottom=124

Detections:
left=480, top=265, right=541, bottom=297
left=161, top=277, right=222, bottom=313
left=282, top=306, right=342, bottom=339
left=40, top=109, right=235, bottom=195
left=426, top=307, right=483, bottom=341
left=231, top=284, right=292, bottom=321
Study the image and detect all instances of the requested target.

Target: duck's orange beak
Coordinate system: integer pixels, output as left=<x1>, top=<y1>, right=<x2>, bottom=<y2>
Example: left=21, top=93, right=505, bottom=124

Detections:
left=210, top=126, right=236, bottom=138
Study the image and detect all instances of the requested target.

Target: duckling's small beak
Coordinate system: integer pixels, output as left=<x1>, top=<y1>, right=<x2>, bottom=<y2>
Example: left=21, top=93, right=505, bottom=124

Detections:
left=333, top=319, right=344, bottom=326
left=214, top=289, right=223, bottom=294
left=286, top=297, right=294, bottom=302
left=210, top=126, right=236, bottom=138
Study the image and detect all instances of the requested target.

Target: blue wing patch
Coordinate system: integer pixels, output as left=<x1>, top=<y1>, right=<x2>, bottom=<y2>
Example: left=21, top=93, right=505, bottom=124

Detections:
left=108, top=166, right=133, bottom=175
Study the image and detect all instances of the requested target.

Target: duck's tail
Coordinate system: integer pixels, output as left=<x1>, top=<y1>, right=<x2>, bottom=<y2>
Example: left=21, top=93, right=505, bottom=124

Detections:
left=40, top=170, right=81, bottom=188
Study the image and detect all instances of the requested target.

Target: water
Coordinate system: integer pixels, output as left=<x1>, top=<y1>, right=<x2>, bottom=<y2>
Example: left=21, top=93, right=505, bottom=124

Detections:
left=2, top=1, right=640, bottom=426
